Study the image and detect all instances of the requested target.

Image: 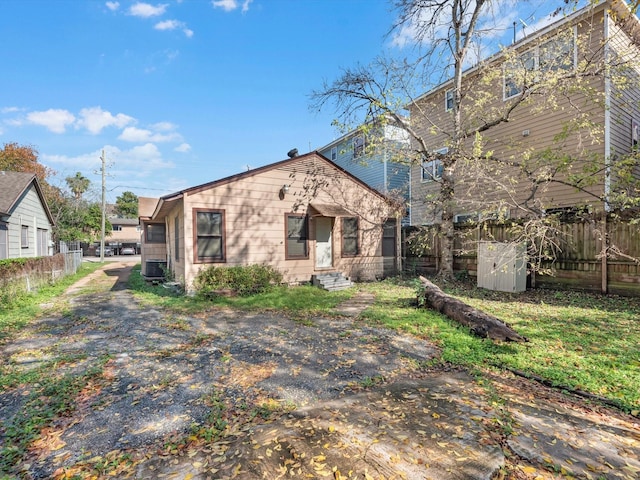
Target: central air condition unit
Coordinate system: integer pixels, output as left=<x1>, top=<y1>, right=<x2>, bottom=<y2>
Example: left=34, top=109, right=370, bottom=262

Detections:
left=145, top=259, right=167, bottom=278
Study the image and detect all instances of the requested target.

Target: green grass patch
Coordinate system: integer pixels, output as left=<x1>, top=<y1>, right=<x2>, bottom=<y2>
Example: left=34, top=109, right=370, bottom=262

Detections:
left=0, top=357, right=109, bottom=476
left=358, top=278, right=640, bottom=413
left=0, top=261, right=104, bottom=342
left=128, top=264, right=352, bottom=317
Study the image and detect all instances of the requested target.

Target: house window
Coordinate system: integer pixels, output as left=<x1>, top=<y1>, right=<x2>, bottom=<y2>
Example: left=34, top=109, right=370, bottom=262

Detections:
left=504, top=30, right=575, bottom=100
left=21, top=225, right=29, bottom=248
left=504, top=49, right=535, bottom=99
left=353, top=134, right=365, bottom=158
left=174, top=216, right=179, bottom=262
left=0, top=224, right=7, bottom=259
left=37, top=228, right=47, bottom=256
left=194, top=209, right=225, bottom=263
left=285, top=214, right=308, bottom=259
left=112, top=225, right=123, bottom=231
left=331, top=146, right=337, bottom=161
left=445, top=89, right=454, bottom=111
left=382, top=219, right=396, bottom=257
left=146, top=223, right=166, bottom=243
left=421, top=148, right=447, bottom=182
left=341, top=217, right=359, bottom=257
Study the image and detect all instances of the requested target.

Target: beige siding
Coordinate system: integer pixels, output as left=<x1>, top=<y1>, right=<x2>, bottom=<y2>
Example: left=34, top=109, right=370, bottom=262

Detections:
left=409, top=8, right=620, bottom=225
left=172, top=155, right=394, bottom=289
left=608, top=14, right=640, bottom=184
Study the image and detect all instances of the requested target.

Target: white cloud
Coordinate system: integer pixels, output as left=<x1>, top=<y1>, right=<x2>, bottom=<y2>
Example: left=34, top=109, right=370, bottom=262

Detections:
left=105, top=1, right=120, bottom=11
left=212, top=0, right=252, bottom=13
left=27, top=109, right=76, bottom=134
left=42, top=144, right=175, bottom=177
left=129, top=2, right=168, bottom=18
left=154, top=19, right=193, bottom=37
left=174, top=143, right=191, bottom=152
left=151, top=121, right=177, bottom=131
left=119, top=126, right=182, bottom=143
left=1, top=106, right=21, bottom=114
left=77, top=107, right=135, bottom=135
left=155, top=19, right=181, bottom=31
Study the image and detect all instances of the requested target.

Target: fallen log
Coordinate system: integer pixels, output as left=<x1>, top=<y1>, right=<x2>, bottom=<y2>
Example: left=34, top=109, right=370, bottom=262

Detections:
left=418, top=276, right=527, bottom=342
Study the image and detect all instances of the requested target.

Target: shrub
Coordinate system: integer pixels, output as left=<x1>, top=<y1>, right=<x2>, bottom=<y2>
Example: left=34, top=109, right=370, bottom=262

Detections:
left=194, top=264, right=283, bottom=298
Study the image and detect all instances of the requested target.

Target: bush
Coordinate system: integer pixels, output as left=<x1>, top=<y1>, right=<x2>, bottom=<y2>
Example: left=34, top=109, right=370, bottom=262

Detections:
left=194, top=264, right=283, bottom=298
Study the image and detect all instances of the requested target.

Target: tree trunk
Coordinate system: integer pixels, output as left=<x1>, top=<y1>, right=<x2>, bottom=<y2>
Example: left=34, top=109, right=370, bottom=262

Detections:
left=418, top=276, right=527, bottom=342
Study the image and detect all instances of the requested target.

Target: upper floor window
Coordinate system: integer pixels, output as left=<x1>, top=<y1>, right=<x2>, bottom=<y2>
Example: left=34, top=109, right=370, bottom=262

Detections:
left=504, top=29, right=575, bottom=100
left=146, top=223, right=166, bottom=243
left=331, top=146, right=337, bottom=161
left=353, top=134, right=365, bottom=158
left=112, top=225, right=123, bottom=231
left=194, top=209, right=225, bottom=263
left=445, top=89, right=454, bottom=111
left=421, top=148, right=447, bottom=182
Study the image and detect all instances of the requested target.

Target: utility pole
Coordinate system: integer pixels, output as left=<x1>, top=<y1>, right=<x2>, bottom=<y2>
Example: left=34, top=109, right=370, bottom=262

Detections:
left=100, top=149, right=106, bottom=262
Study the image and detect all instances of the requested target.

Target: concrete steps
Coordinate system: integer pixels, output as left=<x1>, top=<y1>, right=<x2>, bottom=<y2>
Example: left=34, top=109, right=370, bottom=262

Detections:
left=312, top=272, right=353, bottom=292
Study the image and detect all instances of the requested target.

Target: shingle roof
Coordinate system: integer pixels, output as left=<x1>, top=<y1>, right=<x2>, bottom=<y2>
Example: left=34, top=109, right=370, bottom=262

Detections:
left=0, top=171, right=37, bottom=215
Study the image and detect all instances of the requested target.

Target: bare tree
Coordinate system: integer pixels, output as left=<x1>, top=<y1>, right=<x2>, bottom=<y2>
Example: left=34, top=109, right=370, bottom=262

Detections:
left=312, top=0, right=640, bottom=280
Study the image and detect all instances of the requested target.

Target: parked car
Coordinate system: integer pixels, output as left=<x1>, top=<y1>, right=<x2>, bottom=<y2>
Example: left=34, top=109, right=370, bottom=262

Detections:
left=95, top=247, right=114, bottom=257
left=121, top=247, right=136, bottom=255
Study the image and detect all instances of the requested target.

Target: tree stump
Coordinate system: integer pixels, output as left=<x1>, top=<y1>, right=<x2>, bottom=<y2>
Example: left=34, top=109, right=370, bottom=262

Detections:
left=418, top=276, right=527, bottom=342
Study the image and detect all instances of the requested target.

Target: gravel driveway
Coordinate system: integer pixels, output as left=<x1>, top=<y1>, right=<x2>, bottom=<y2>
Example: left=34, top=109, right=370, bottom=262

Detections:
left=1, top=262, right=638, bottom=480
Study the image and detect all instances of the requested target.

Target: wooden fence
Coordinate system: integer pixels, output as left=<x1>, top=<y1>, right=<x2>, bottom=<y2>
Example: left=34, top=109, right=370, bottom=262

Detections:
left=403, top=219, right=640, bottom=296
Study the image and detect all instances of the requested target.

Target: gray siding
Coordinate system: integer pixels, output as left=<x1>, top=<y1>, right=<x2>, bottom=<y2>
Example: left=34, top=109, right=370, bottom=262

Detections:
left=5, top=185, right=52, bottom=258
left=319, top=134, right=410, bottom=200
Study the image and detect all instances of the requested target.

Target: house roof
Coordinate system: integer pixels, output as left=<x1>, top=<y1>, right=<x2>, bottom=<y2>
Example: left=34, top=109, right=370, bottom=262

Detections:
left=138, top=197, right=159, bottom=220
left=149, top=151, right=397, bottom=220
left=411, top=0, right=640, bottom=105
left=0, top=171, right=54, bottom=224
left=109, top=217, right=139, bottom=226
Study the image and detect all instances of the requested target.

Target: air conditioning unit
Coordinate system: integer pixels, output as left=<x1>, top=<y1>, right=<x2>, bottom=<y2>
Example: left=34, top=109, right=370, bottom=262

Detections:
left=477, top=241, right=526, bottom=292
left=145, top=259, right=167, bottom=278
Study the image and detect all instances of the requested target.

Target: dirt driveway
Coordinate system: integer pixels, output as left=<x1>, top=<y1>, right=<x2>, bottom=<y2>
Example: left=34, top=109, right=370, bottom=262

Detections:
left=1, top=263, right=638, bottom=479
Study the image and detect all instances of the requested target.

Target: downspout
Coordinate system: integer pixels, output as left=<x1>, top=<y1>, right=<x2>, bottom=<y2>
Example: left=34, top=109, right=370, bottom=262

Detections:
left=602, top=9, right=611, bottom=294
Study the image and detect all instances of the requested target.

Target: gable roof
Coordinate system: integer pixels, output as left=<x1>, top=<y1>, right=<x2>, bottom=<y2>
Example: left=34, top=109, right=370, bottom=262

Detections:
left=0, top=171, right=54, bottom=224
left=149, top=151, right=395, bottom=220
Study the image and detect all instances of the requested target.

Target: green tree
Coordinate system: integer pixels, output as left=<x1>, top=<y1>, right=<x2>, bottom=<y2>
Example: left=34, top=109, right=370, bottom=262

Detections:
left=65, top=172, right=91, bottom=199
left=114, top=191, right=138, bottom=218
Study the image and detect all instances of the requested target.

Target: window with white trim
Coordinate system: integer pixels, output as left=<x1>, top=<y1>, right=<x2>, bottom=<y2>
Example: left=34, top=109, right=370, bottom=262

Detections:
left=353, top=134, right=365, bottom=158
left=421, top=148, right=447, bottom=182
left=21, top=225, right=29, bottom=248
left=504, top=29, right=575, bottom=100
left=0, top=224, right=7, bottom=259
left=445, top=89, right=454, bottom=111
left=331, top=146, right=337, bottom=161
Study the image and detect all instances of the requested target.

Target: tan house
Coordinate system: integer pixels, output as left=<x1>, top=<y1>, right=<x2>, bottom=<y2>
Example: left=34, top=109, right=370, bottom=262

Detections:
left=139, top=152, right=401, bottom=290
left=409, top=0, right=640, bottom=226
left=104, top=217, right=140, bottom=254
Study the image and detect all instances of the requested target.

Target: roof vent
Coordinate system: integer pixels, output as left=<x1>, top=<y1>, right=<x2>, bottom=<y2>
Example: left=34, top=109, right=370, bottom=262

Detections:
left=287, top=148, right=298, bottom=158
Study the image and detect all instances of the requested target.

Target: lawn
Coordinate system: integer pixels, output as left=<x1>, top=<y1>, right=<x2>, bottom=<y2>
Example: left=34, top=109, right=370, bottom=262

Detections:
left=0, top=261, right=104, bottom=342
left=357, top=278, right=640, bottom=414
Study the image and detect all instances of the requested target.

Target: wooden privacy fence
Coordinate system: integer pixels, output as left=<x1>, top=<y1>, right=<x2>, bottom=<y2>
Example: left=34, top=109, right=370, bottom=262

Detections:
left=403, top=219, right=640, bottom=296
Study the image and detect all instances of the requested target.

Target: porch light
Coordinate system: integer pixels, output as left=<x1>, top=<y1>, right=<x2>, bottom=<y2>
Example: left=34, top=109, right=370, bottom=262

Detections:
left=281, top=184, right=290, bottom=196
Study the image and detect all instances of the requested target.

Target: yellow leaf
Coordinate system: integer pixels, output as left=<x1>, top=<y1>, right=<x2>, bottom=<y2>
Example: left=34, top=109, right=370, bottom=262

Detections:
left=328, top=425, right=336, bottom=433
left=520, top=466, right=537, bottom=474
left=184, top=474, right=193, bottom=480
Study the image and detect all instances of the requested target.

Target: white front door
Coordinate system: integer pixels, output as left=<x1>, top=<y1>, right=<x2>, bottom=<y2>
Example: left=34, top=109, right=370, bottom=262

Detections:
left=315, top=217, right=333, bottom=268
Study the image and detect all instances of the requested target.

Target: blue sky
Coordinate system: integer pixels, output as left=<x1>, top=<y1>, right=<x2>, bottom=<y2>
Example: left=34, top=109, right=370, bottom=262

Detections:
left=0, top=0, right=573, bottom=204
